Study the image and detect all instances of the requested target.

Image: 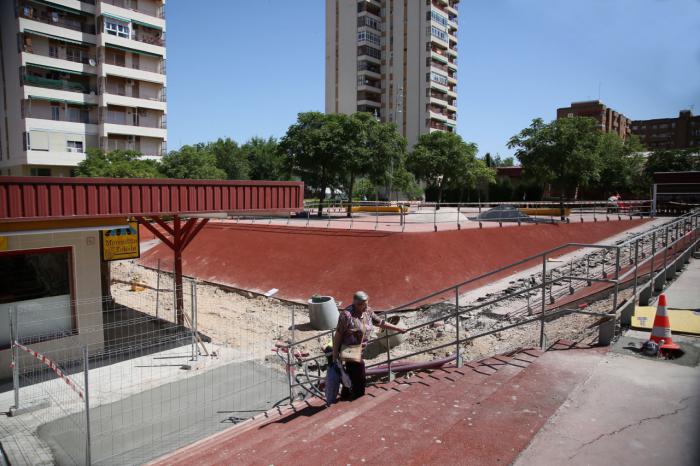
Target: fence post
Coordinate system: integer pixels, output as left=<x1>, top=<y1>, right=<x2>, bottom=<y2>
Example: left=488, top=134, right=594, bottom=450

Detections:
left=83, top=346, right=92, bottom=466
left=190, top=280, right=197, bottom=361
left=539, top=255, right=547, bottom=349
left=10, top=306, right=19, bottom=413
left=613, top=247, right=621, bottom=312
left=633, top=239, right=640, bottom=303
left=385, top=316, right=394, bottom=382
left=650, top=230, right=657, bottom=285
left=155, top=258, right=161, bottom=319
left=663, top=226, right=669, bottom=282
left=454, top=287, right=462, bottom=367
left=287, top=306, right=295, bottom=403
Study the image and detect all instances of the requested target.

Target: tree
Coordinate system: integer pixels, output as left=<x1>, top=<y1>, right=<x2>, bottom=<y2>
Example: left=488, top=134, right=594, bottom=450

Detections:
left=337, top=113, right=406, bottom=214
left=76, top=148, right=161, bottom=178
left=159, top=144, right=227, bottom=179
left=280, top=112, right=343, bottom=217
left=206, top=138, right=249, bottom=180
left=407, top=131, right=492, bottom=206
left=391, top=166, right=423, bottom=200
left=596, top=133, right=646, bottom=197
left=508, top=117, right=602, bottom=220
left=643, top=148, right=700, bottom=179
left=241, top=136, right=288, bottom=180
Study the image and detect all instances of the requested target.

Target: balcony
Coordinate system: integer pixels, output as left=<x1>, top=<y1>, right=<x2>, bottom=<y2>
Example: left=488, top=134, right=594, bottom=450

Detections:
left=21, top=34, right=96, bottom=66
left=102, top=47, right=166, bottom=74
left=22, top=99, right=98, bottom=124
left=22, top=73, right=96, bottom=94
left=101, top=77, right=166, bottom=102
left=103, top=0, right=165, bottom=19
left=103, top=108, right=166, bottom=129
left=103, top=137, right=166, bottom=157
left=130, top=30, right=165, bottom=47
left=20, top=4, right=96, bottom=34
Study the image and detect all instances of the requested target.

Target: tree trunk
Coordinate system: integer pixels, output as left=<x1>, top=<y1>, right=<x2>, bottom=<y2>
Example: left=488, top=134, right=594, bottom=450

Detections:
left=318, top=184, right=326, bottom=218
left=559, top=191, right=565, bottom=222
left=346, top=174, right=355, bottom=218
left=436, top=180, right=444, bottom=210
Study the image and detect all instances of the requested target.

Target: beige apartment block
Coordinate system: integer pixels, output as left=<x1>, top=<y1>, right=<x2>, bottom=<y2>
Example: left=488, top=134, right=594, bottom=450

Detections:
left=326, top=0, right=459, bottom=148
left=0, top=0, right=167, bottom=177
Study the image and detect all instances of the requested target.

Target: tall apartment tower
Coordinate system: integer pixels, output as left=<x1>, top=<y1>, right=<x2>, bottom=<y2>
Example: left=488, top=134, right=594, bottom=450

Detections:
left=326, top=0, right=459, bottom=148
left=0, top=0, right=167, bottom=177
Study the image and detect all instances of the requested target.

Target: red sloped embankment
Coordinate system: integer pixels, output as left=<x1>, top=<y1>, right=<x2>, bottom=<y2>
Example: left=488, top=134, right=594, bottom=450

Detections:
left=138, top=220, right=648, bottom=309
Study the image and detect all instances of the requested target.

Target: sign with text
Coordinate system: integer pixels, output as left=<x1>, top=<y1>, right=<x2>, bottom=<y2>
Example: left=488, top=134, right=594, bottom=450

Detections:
left=102, top=221, right=140, bottom=261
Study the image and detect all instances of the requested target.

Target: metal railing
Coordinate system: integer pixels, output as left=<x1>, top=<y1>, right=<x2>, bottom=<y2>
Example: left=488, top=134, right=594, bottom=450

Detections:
left=22, top=74, right=96, bottom=94
left=102, top=0, right=165, bottom=18
left=237, top=199, right=654, bottom=232
left=280, top=210, right=699, bottom=401
left=20, top=7, right=96, bottom=34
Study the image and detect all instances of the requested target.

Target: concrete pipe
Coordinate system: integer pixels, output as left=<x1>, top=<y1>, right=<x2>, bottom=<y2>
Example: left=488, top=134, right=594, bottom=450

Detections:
left=308, top=296, right=339, bottom=330
left=377, top=315, right=406, bottom=350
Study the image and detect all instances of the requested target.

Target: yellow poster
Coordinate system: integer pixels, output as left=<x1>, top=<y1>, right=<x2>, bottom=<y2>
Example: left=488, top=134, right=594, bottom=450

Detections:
left=0, top=236, right=7, bottom=251
left=102, top=221, right=140, bottom=261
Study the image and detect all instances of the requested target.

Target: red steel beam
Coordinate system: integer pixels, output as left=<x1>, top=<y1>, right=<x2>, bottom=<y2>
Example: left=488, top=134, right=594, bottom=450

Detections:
left=0, top=177, right=305, bottom=223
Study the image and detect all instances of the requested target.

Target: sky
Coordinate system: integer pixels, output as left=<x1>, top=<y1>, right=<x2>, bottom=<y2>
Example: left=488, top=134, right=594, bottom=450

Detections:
left=166, top=0, right=700, bottom=158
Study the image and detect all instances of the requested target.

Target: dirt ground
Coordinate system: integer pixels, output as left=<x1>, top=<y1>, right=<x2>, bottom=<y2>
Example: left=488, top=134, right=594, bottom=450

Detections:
left=110, top=259, right=623, bottom=370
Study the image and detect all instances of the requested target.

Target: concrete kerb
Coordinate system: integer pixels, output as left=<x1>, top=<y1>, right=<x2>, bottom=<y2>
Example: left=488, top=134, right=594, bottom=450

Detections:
left=665, top=259, right=677, bottom=280
left=638, top=283, right=652, bottom=306
left=653, top=270, right=666, bottom=292
left=618, top=299, right=636, bottom=326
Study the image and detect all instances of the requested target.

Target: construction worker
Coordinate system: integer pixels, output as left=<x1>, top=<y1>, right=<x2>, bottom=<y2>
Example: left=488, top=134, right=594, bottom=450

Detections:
left=332, top=291, right=406, bottom=400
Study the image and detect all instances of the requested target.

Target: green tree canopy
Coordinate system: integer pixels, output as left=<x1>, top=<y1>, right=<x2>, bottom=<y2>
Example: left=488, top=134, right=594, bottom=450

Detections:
left=159, top=144, right=227, bottom=179
left=508, top=117, right=602, bottom=219
left=240, top=136, right=288, bottom=180
left=336, top=112, right=406, bottom=212
left=595, top=133, right=646, bottom=197
left=75, top=148, right=161, bottom=178
left=206, top=138, right=249, bottom=180
left=407, top=131, right=492, bottom=205
left=280, top=112, right=344, bottom=216
left=644, top=148, right=700, bottom=179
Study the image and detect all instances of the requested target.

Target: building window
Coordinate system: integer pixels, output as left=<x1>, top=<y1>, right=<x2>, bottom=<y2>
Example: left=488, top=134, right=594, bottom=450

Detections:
left=51, top=104, right=60, bottom=121
left=357, top=31, right=381, bottom=46
left=429, top=10, right=449, bottom=27
left=430, top=71, right=449, bottom=86
left=66, top=140, right=84, bottom=153
left=358, top=45, right=381, bottom=59
left=30, top=168, right=52, bottom=176
left=49, top=43, right=59, bottom=58
left=430, top=26, right=448, bottom=42
left=105, top=18, right=130, bottom=38
left=0, top=248, right=74, bottom=348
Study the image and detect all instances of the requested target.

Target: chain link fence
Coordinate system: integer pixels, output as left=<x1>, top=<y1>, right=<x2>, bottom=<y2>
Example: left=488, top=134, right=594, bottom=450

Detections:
left=8, top=259, right=293, bottom=465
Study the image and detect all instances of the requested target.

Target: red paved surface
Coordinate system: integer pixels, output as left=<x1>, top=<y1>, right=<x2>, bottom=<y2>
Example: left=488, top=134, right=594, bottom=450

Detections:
left=149, top=343, right=607, bottom=466
left=139, top=220, right=647, bottom=309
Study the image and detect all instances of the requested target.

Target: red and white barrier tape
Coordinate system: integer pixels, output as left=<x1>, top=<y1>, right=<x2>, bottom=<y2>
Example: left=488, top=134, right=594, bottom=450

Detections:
left=12, top=341, right=84, bottom=400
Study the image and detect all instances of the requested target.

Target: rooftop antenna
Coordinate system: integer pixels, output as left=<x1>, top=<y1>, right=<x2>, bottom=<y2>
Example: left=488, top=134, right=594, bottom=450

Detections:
left=598, top=82, right=602, bottom=101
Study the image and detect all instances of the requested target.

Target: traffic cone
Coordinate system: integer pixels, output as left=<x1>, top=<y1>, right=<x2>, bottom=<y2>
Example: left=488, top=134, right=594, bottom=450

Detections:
left=649, top=294, right=680, bottom=350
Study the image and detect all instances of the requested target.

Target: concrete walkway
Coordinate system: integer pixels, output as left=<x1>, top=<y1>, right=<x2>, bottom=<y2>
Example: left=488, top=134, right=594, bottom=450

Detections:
left=664, top=253, right=700, bottom=309
left=515, top=338, right=700, bottom=466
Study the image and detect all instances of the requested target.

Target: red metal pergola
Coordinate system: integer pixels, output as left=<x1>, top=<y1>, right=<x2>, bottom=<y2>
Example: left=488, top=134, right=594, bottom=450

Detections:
left=0, top=176, right=304, bottom=324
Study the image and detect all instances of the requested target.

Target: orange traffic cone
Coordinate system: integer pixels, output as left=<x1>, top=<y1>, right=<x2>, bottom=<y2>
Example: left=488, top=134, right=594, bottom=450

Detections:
left=649, top=294, right=680, bottom=350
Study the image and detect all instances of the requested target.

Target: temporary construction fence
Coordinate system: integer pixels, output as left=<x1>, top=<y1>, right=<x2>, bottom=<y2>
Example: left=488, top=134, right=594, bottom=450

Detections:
left=8, top=262, right=293, bottom=465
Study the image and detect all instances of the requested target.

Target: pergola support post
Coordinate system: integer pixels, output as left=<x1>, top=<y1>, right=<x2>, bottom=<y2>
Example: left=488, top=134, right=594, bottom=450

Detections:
left=136, top=214, right=209, bottom=326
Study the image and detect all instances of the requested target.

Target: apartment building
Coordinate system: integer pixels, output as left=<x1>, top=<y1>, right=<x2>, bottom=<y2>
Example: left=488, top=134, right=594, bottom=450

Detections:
left=556, top=100, right=631, bottom=140
left=631, top=110, right=700, bottom=151
left=0, top=0, right=167, bottom=177
left=326, top=0, right=459, bottom=148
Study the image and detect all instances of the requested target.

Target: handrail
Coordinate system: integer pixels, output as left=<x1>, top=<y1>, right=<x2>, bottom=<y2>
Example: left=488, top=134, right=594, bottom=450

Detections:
left=281, top=211, right=698, bottom=403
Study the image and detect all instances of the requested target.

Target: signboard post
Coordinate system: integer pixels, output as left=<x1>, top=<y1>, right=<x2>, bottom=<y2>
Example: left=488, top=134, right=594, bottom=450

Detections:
left=101, top=220, right=140, bottom=261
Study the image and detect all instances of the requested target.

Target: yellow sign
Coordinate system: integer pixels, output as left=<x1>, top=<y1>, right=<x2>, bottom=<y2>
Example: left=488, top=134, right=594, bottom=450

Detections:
left=0, top=236, right=7, bottom=251
left=101, top=221, right=140, bottom=261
